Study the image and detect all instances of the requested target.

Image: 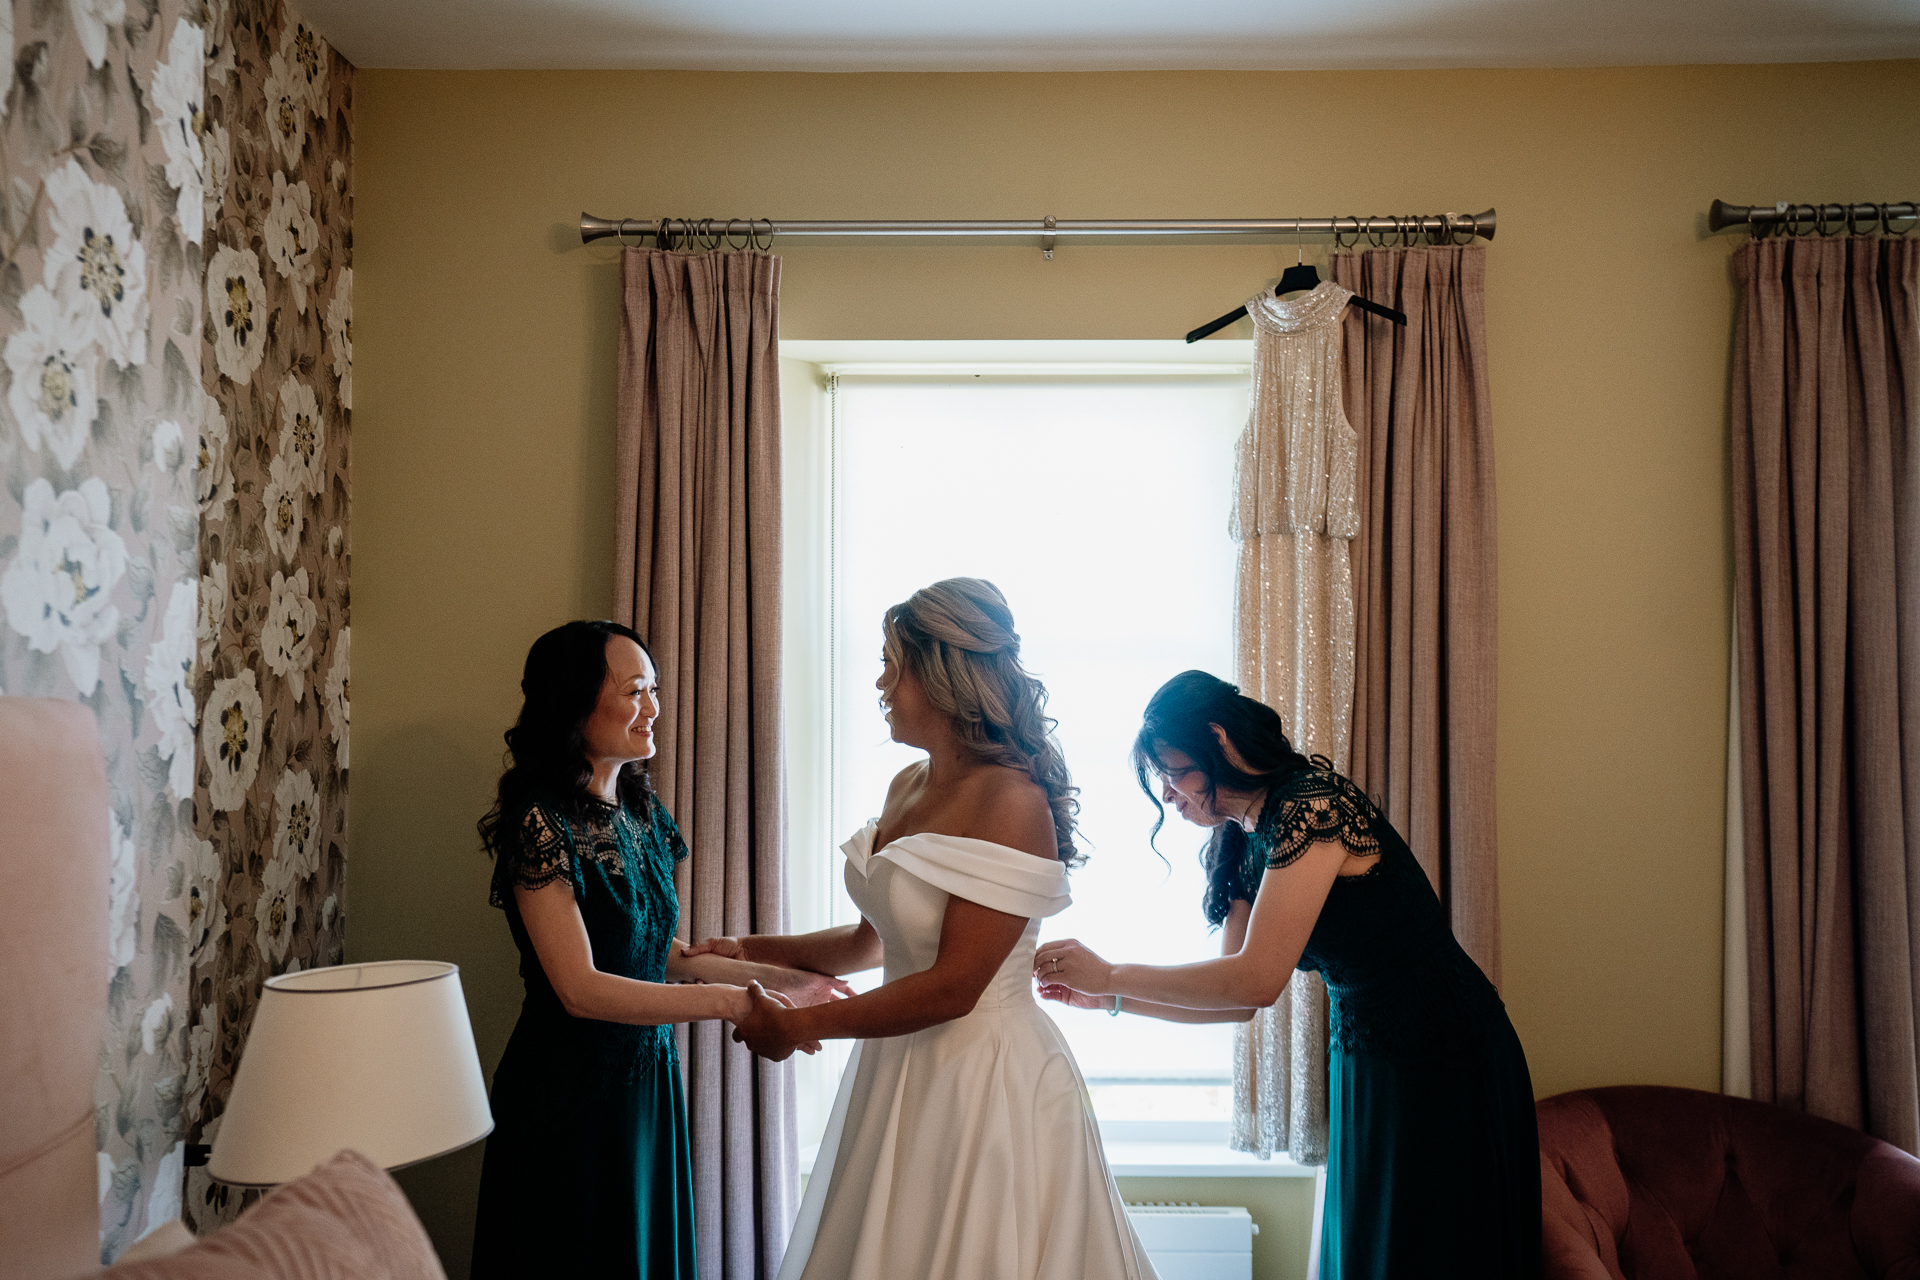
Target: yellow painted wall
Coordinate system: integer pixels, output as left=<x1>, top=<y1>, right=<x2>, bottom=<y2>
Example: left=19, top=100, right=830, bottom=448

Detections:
left=351, top=63, right=1920, bottom=1275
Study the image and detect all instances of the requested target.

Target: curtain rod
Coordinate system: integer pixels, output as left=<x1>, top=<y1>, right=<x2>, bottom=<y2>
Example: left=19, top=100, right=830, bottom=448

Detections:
left=1709, top=199, right=1918, bottom=235
left=581, top=209, right=1496, bottom=258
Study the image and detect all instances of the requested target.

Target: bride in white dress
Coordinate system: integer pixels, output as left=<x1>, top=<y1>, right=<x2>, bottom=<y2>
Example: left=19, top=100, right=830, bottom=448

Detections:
left=688, top=578, right=1156, bottom=1280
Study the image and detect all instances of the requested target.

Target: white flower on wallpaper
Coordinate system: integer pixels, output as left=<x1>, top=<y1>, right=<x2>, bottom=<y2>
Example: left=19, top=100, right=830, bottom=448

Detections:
left=195, top=563, right=227, bottom=668
left=321, top=893, right=337, bottom=931
left=261, top=52, right=307, bottom=168
left=184, top=1005, right=215, bottom=1120
left=149, top=19, right=207, bottom=246
left=152, top=420, right=186, bottom=473
left=323, top=627, right=349, bottom=770
left=259, top=852, right=298, bottom=964
left=326, top=525, right=341, bottom=557
left=67, top=0, right=127, bottom=69
left=263, top=173, right=318, bottom=313
left=1, top=478, right=130, bottom=695
left=107, top=811, right=138, bottom=973
left=3, top=283, right=99, bottom=469
left=140, top=992, right=175, bottom=1056
left=144, top=581, right=199, bottom=801
left=325, top=268, right=352, bottom=410
left=272, top=767, right=321, bottom=877
left=206, top=243, right=266, bottom=384
left=45, top=159, right=148, bottom=368
left=262, top=568, right=316, bottom=699
left=204, top=122, right=230, bottom=232
left=196, top=390, right=232, bottom=518
left=184, top=838, right=226, bottom=962
left=276, top=374, right=325, bottom=491
left=262, top=452, right=305, bottom=561
left=201, top=669, right=263, bottom=812
left=282, top=20, right=328, bottom=114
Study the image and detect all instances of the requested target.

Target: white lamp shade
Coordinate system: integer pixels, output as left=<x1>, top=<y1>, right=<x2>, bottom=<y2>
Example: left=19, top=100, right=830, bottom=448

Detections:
left=209, top=960, right=493, bottom=1187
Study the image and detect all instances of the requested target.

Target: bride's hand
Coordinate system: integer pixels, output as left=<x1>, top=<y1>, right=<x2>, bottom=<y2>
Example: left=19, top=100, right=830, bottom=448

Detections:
left=731, top=981, right=820, bottom=1059
left=1034, top=938, right=1115, bottom=996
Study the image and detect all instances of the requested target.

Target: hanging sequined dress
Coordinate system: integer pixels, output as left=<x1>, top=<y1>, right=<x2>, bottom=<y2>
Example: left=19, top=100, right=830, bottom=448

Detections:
left=1230, top=280, right=1361, bottom=1165
left=472, top=794, right=698, bottom=1280
left=1241, top=763, right=1542, bottom=1279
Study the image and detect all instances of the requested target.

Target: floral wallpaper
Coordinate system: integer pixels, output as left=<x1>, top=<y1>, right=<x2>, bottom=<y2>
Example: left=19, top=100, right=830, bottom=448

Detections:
left=183, top=0, right=351, bottom=1235
left=0, top=0, right=349, bottom=1257
left=0, top=0, right=209, bottom=1258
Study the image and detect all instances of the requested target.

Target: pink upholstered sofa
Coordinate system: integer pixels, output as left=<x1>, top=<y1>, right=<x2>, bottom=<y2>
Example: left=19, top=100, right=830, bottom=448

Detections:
left=1538, top=1084, right=1920, bottom=1279
left=0, top=696, right=446, bottom=1279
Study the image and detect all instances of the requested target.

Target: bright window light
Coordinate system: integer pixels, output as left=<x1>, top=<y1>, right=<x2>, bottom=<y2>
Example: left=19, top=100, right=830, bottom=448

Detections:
left=791, top=371, right=1248, bottom=1139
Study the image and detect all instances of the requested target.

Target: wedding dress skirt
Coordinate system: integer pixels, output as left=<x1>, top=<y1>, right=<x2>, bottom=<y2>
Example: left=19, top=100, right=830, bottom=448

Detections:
left=778, top=822, right=1157, bottom=1280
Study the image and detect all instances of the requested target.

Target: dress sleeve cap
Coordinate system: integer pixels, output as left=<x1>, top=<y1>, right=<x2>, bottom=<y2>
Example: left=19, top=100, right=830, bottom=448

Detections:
left=506, top=802, right=577, bottom=894
left=1259, top=772, right=1381, bottom=870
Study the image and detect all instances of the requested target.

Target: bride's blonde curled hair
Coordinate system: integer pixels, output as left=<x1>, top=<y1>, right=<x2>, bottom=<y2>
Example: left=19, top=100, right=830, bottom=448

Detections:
left=882, top=578, right=1082, bottom=866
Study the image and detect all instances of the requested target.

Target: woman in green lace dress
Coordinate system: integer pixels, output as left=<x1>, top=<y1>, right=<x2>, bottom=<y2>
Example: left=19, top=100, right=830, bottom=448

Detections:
left=471, top=621, right=836, bottom=1279
left=1037, top=671, right=1540, bottom=1279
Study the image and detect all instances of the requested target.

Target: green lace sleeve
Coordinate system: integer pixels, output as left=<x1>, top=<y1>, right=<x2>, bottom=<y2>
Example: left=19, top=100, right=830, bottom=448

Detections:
left=1257, top=770, right=1382, bottom=870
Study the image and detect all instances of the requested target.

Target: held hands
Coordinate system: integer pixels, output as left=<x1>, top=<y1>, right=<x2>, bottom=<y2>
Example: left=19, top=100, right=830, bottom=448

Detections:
left=730, top=981, right=819, bottom=1061
left=682, top=935, right=854, bottom=1008
left=1032, top=938, right=1116, bottom=1005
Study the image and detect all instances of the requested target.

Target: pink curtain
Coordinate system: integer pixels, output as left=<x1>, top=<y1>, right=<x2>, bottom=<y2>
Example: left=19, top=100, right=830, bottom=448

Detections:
left=1731, top=234, right=1920, bottom=1155
left=614, top=247, right=796, bottom=1275
left=1333, top=246, right=1503, bottom=983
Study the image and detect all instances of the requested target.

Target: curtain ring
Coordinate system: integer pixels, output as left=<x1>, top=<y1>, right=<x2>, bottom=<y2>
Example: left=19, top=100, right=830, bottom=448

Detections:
left=1422, top=213, right=1442, bottom=247
left=1332, top=215, right=1359, bottom=250
left=1365, top=215, right=1388, bottom=249
left=1844, top=203, right=1865, bottom=237
left=1449, top=211, right=1476, bottom=246
left=1398, top=213, right=1416, bottom=248
left=613, top=218, right=630, bottom=248
left=1784, top=203, right=1815, bottom=238
left=654, top=217, right=673, bottom=251
left=755, top=218, right=774, bottom=251
left=1887, top=203, right=1918, bottom=237
left=724, top=218, right=748, bottom=252
left=1814, top=203, right=1840, bottom=237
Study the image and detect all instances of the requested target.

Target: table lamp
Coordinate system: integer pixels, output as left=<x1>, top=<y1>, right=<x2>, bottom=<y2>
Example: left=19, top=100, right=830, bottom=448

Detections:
left=206, top=960, right=493, bottom=1187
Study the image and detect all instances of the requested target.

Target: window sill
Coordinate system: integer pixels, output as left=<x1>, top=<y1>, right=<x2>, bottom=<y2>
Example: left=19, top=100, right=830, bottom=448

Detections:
left=799, top=1138, right=1317, bottom=1180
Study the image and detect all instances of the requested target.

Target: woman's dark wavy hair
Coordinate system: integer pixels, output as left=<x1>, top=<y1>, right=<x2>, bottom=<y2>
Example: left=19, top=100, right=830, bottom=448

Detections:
left=1130, top=670, right=1313, bottom=927
left=479, top=620, right=656, bottom=867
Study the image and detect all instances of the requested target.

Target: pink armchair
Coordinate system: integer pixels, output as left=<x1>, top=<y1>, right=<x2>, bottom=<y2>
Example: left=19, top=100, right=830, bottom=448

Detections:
left=1538, top=1084, right=1920, bottom=1279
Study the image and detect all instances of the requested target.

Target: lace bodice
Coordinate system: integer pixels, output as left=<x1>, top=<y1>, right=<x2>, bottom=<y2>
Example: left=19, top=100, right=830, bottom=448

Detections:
left=489, top=792, right=688, bottom=1076
left=1242, top=766, right=1502, bottom=1055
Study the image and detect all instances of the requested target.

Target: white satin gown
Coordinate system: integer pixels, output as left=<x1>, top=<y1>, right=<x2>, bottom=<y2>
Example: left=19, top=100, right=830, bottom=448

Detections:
left=778, top=821, right=1158, bottom=1280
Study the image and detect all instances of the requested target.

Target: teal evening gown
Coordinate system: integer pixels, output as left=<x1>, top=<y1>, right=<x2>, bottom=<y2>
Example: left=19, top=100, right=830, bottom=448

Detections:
left=1241, top=764, right=1541, bottom=1279
left=472, top=794, right=698, bottom=1279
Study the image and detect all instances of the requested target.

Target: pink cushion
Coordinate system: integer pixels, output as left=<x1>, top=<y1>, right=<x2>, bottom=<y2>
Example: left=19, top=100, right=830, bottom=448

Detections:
left=0, top=697, right=109, bottom=1280
left=101, top=1151, right=446, bottom=1280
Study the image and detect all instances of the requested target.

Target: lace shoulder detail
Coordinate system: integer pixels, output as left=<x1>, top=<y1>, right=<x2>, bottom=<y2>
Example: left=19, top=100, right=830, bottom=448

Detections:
left=1256, top=765, right=1381, bottom=870
left=652, top=804, right=690, bottom=864
left=505, top=802, right=577, bottom=895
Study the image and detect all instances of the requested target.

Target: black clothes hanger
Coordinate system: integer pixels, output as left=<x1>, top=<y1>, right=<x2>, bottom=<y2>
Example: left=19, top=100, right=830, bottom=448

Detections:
left=1184, top=219, right=1406, bottom=343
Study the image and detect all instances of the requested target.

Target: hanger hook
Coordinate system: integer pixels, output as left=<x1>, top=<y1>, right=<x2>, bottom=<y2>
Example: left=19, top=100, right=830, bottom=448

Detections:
left=1295, top=215, right=1303, bottom=266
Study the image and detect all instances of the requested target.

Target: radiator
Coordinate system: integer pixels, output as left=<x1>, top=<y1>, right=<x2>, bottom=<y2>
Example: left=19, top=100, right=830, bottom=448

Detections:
left=1125, top=1203, right=1257, bottom=1280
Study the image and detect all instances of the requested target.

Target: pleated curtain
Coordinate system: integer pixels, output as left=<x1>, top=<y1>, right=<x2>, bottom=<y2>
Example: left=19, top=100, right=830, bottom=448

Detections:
left=1333, top=245, right=1503, bottom=976
left=1729, top=234, right=1920, bottom=1156
left=614, top=247, right=798, bottom=1276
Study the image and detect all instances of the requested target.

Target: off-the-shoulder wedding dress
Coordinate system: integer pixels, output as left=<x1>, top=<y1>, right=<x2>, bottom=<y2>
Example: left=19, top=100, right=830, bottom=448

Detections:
left=778, top=821, right=1157, bottom=1280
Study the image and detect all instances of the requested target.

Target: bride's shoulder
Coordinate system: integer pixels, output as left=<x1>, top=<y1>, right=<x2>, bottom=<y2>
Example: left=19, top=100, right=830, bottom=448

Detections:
left=883, top=759, right=930, bottom=800
left=961, top=766, right=1056, bottom=860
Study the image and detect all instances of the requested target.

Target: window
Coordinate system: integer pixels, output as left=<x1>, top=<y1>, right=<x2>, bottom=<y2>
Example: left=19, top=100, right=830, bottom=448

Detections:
left=780, top=344, right=1255, bottom=1158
